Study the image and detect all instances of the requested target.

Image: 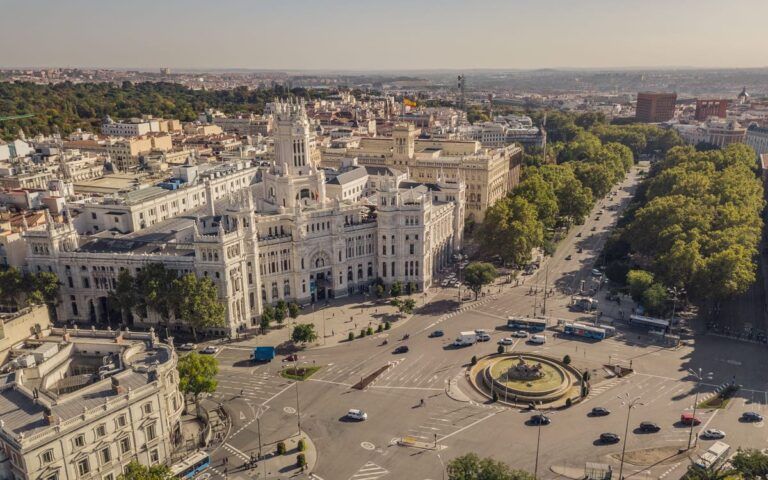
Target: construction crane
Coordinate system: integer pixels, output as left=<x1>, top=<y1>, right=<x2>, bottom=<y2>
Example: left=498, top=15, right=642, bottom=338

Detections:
left=0, top=114, right=35, bottom=122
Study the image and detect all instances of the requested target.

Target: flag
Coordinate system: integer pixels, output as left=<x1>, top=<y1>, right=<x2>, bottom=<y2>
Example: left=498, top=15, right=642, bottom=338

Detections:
left=403, top=98, right=417, bottom=107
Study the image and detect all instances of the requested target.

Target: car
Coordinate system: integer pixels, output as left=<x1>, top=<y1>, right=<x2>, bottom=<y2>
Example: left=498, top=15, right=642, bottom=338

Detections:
left=530, top=414, right=551, bottom=425
left=591, top=407, right=610, bottom=417
left=393, top=346, right=409, bottom=354
left=742, top=412, right=764, bottom=422
left=346, top=409, right=368, bottom=421
left=498, top=337, right=514, bottom=345
left=477, top=333, right=491, bottom=342
left=529, top=334, right=546, bottom=345
left=701, top=428, right=725, bottom=439
left=576, top=232, right=582, bottom=237
left=429, top=330, right=444, bottom=338
left=565, top=254, right=572, bottom=260
left=600, top=433, right=620, bottom=444
left=680, top=412, right=701, bottom=425
left=639, top=421, right=661, bottom=432
left=577, top=247, right=583, bottom=253
left=177, top=343, right=197, bottom=351
left=512, top=330, right=529, bottom=338
left=591, top=269, right=602, bottom=276
left=283, top=353, right=298, bottom=362
left=201, top=345, right=219, bottom=354
left=591, top=226, right=597, bottom=231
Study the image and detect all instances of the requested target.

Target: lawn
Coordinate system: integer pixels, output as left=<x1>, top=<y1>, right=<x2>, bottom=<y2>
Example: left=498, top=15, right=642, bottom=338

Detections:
left=281, top=365, right=321, bottom=381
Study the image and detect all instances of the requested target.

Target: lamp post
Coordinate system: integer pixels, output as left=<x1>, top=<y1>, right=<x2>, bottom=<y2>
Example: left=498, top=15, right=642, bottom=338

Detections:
left=617, top=393, right=643, bottom=480
left=533, top=407, right=548, bottom=479
left=668, top=286, right=685, bottom=335
left=686, top=368, right=713, bottom=450
left=292, top=357, right=302, bottom=435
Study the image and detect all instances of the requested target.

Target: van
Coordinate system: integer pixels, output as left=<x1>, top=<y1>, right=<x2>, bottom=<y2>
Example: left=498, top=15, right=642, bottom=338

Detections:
left=529, top=334, right=546, bottom=345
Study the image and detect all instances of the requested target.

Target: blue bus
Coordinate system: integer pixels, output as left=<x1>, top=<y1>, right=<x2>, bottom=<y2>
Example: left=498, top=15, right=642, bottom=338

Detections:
left=170, top=451, right=210, bottom=479
left=507, top=316, right=547, bottom=332
left=564, top=323, right=606, bottom=340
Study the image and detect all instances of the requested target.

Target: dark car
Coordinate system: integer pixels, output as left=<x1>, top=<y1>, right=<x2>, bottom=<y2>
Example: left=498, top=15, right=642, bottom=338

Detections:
left=429, top=330, right=444, bottom=338
left=742, top=412, right=764, bottom=422
left=565, top=254, right=572, bottom=260
left=600, top=433, right=620, bottom=444
left=591, top=407, right=610, bottom=417
left=639, top=421, right=661, bottom=432
left=530, top=414, right=551, bottom=426
left=393, top=346, right=409, bottom=354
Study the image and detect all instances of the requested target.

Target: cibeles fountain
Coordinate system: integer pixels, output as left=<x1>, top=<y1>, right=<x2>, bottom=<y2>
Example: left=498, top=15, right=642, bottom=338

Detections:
left=469, top=353, right=585, bottom=407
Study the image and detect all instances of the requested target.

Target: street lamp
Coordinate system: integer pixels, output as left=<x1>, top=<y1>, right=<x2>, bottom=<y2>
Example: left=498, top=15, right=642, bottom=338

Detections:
left=292, top=357, right=303, bottom=435
left=668, top=286, right=685, bottom=334
left=687, top=368, right=713, bottom=450
left=617, top=393, right=643, bottom=480
left=532, top=406, right=549, bottom=479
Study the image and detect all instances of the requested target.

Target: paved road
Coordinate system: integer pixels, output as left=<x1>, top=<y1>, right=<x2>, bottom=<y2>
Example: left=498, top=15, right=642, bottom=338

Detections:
left=202, top=166, right=768, bottom=480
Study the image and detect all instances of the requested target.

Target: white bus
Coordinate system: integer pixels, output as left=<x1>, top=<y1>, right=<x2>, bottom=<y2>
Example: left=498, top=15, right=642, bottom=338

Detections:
left=694, top=441, right=731, bottom=469
left=170, top=451, right=211, bottom=479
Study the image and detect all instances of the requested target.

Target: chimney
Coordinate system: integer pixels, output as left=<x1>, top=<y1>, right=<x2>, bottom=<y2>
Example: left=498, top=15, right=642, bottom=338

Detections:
left=44, top=407, right=58, bottom=426
left=111, top=377, right=125, bottom=395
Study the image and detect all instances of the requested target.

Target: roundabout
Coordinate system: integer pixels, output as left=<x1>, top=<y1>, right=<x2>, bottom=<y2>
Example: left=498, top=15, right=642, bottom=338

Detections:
left=469, top=353, right=584, bottom=407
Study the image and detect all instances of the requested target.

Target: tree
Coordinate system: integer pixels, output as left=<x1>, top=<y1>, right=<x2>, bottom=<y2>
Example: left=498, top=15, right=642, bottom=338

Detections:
left=118, top=461, right=172, bottom=480
left=109, top=269, right=136, bottom=325
left=274, top=300, right=287, bottom=325
left=292, top=323, right=318, bottom=345
left=135, top=263, right=177, bottom=320
left=731, top=448, right=768, bottom=478
left=0, top=268, right=22, bottom=306
left=480, top=196, right=544, bottom=267
left=626, top=270, right=654, bottom=303
left=391, top=298, right=416, bottom=315
left=171, top=274, right=225, bottom=340
left=683, top=463, right=736, bottom=480
left=463, top=262, right=497, bottom=300
left=261, top=305, right=274, bottom=333
left=514, top=171, right=559, bottom=229
left=447, top=453, right=535, bottom=480
left=375, top=284, right=385, bottom=298
left=642, top=283, right=668, bottom=315
left=390, top=281, right=403, bottom=297
left=177, top=352, right=219, bottom=406
left=288, top=302, right=300, bottom=320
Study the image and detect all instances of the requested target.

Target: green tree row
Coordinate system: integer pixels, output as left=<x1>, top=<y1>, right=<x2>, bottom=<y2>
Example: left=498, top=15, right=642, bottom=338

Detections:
left=0, top=268, right=60, bottom=309
left=108, top=264, right=225, bottom=338
left=0, top=81, right=330, bottom=140
left=621, top=144, right=764, bottom=303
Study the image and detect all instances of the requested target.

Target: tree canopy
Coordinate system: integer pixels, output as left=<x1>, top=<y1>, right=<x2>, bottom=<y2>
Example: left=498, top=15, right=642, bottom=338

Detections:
left=463, top=262, right=498, bottom=300
left=177, top=352, right=219, bottom=404
left=292, top=323, right=318, bottom=345
left=118, top=461, right=172, bottom=480
left=447, top=453, right=535, bottom=480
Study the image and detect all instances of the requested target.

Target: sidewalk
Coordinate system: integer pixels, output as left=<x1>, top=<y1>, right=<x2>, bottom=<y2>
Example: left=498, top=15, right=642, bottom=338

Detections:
left=213, top=433, right=317, bottom=479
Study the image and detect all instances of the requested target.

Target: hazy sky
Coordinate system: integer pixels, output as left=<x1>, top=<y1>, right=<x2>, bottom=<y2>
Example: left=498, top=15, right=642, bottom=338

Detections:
left=2, top=0, right=767, bottom=70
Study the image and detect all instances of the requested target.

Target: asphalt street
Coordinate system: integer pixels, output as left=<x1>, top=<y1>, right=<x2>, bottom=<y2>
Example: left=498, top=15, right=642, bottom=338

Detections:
left=201, top=165, right=768, bottom=480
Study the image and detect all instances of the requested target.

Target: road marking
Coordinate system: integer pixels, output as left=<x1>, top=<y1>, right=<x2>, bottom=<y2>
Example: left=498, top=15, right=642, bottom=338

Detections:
left=261, top=383, right=295, bottom=405
left=349, top=461, right=389, bottom=480
left=223, top=442, right=250, bottom=461
left=360, top=441, right=376, bottom=451
left=239, top=411, right=246, bottom=421
left=437, top=411, right=499, bottom=442
left=284, top=406, right=296, bottom=414
left=370, top=385, right=443, bottom=391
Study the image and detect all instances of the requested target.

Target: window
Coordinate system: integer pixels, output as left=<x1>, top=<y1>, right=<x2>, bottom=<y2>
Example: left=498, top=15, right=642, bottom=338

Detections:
left=146, top=423, right=157, bottom=441
left=104, top=474, right=114, bottom=480
left=41, top=449, right=54, bottom=464
left=119, top=437, right=131, bottom=454
left=99, top=447, right=111, bottom=464
left=116, top=415, right=127, bottom=428
left=143, top=403, right=153, bottom=414
left=77, top=458, right=90, bottom=476
left=74, top=434, right=85, bottom=448
left=91, top=212, right=97, bottom=220
left=150, top=449, right=159, bottom=464
left=95, top=424, right=106, bottom=437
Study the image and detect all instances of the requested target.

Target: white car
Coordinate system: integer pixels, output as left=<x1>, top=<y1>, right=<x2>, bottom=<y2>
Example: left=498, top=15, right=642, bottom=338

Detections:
left=177, top=343, right=197, bottom=351
left=201, top=345, right=219, bottom=354
left=701, top=429, right=725, bottom=439
left=529, top=334, right=546, bottom=345
left=346, top=409, right=368, bottom=421
left=511, top=330, right=529, bottom=338
left=477, top=333, right=491, bottom=342
left=591, top=269, right=602, bottom=277
left=498, top=337, right=514, bottom=345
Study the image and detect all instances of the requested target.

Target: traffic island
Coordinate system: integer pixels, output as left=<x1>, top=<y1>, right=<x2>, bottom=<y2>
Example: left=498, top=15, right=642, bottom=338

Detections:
left=226, top=433, right=318, bottom=478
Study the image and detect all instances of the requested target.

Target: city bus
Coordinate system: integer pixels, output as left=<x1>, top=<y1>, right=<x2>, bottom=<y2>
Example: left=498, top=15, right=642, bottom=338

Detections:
left=170, top=451, right=211, bottom=479
left=572, top=296, right=598, bottom=312
left=507, top=316, right=547, bottom=332
left=563, top=323, right=606, bottom=340
left=629, top=314, right=669, bottom=331
left=694, top=441, right=731, bottom=469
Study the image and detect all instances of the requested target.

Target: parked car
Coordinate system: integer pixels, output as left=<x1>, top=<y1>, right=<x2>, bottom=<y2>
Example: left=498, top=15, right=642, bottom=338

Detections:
left=498, top=337, right=514, bottom=345
left=530, top=414, right=551, bottom=425
left=590, top=407, right=610, bottom=417
left=429, top=330, right=445, bottom=338
left=742, top=411, right=764, bottom=422
left=346, top=409, right=368, bottom=421
left=201, top=346, right=219, bottom=354
left=591, top=269, right=602, bottom=276
left=393, top=346, right=409, bottom=354
left=639, top=422, right=661, bottom=432
left=177, top=343, right=197, bottom=351
left=600, top=433, right=620, bottom=444
left=512, top=331, right=529, bottom=338
left=701, top=428, right=725, bottom=439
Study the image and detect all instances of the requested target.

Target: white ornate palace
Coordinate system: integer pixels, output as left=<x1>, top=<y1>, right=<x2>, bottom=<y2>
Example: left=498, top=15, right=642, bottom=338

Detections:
left=23, top=100, right=465, bottom=336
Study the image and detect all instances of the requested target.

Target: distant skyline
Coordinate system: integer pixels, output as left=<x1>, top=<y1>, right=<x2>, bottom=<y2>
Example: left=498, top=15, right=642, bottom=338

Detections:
left=2, top=0, right=767, bottom=71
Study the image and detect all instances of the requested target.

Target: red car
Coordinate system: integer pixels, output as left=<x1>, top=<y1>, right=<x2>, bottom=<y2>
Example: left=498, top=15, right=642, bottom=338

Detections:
left=283, top=354, right=298, bottom=362
left=681, top=412, right=701, bottom=426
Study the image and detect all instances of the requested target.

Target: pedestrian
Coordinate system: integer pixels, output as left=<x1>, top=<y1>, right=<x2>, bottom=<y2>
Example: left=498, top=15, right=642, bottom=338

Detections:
left=332, top=329, right=335, bottom=336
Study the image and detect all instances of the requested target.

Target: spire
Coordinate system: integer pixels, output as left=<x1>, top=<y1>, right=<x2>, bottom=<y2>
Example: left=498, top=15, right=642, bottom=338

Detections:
left=44, top=209, right=54, bottom=232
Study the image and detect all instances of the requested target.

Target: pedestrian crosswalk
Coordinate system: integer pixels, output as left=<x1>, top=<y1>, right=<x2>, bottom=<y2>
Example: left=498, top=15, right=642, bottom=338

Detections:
left=213, top=369, right=292, bottom=405
left=348, top=462, right=388, bottom=480
left=405, top=403, right=501, bottom=443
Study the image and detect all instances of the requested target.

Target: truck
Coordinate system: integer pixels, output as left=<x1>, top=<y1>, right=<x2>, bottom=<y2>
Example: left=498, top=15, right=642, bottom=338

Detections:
left=251, top=346, right=276, bottom=362
left=453, top=331, right=477, bottom=347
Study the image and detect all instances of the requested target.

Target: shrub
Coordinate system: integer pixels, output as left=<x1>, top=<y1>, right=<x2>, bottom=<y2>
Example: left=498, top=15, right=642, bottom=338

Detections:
left=366, top=327, right=374, bottom=336
left=565, top=398, right=573, bottom=408
left=471, top=355, right=477, bottom=366
left=348, top=332, right=354, bottom=341
left=582, top=370, right=591, bottom=382
left=384, top=322, right=391, bottom=330
left=277, top=441, right=286, bottom=455
left=376, top=324, right=383, bottom=333
left=297, top=438, right=306, bottom=452
left=360, top=329, right=366, bottom=338
left=563, top=355, right=572, bottom=365
left=297, top=453, right=306, bottom=468
left=492, top=391, right=498, bottom=402
left=497, top=345, right=504, bottom=354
